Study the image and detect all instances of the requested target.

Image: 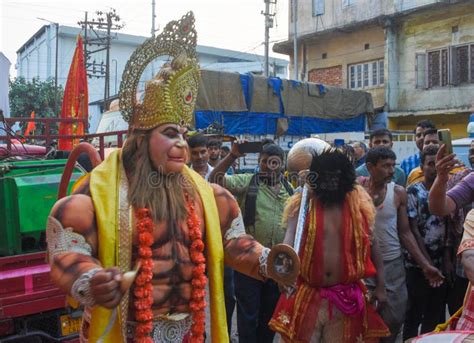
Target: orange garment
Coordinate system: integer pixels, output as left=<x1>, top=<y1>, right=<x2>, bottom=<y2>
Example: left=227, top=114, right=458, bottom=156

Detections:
left=24, top=111, right=36, bottom=136
left=269, top=186, right=389, bottom=343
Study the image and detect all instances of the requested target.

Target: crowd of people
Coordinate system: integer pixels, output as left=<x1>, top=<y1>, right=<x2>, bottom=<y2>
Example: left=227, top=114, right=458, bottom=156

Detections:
left=182, top=119, right=474, bottom=342
left=44, top=12, right=474, bottom=343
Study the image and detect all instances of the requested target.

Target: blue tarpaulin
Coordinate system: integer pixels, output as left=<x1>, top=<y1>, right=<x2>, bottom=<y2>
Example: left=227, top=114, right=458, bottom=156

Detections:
left=195, top=111, right=365, bottom=136
left=196, top=73, right=367, bottom=136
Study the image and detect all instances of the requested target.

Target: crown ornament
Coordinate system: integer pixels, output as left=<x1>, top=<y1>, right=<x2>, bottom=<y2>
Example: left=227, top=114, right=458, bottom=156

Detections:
left=119, top=12, right=200, bottom=130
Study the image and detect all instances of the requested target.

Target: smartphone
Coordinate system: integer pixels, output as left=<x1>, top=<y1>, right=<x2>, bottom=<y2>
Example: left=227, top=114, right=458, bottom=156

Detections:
left=438, top=129, right=453, bottom=155
left=238, top=141, right=263, bottom=154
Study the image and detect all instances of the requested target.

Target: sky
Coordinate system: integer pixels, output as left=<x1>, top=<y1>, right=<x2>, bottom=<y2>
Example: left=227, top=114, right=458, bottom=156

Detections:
left=0, top=0, right=290, bottom=77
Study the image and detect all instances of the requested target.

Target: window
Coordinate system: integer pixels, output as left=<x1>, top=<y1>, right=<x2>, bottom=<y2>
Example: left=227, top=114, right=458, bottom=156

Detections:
left=342, top=0, right=356, bottom=7
left=348, top=59, right=384, bottom=89
left=416, top=53, right=426, bottom=88
left=313, top=0, right=325, bottom=16
left=456, top=45, right=469, bottom=84
left=417, top=43, right=474, bottom=88
left=363, top=63, right=369, bottom=87
left=471, top=45, right=474, bottom=83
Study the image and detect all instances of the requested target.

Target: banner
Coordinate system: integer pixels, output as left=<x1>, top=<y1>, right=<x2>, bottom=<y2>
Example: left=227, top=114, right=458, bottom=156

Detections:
left=58, top=35, right=88, bottom=150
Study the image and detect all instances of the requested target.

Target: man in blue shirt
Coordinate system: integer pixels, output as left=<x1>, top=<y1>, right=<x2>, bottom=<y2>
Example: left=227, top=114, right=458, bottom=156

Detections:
left=356, top=129, right=407, bottom=186
left=400, top=119, right=436, bottom=176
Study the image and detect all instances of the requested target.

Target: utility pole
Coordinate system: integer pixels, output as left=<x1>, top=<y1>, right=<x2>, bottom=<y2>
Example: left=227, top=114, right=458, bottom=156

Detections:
left=262, top=0, right=276, bottom=77
left=78, top=9, right=123, bottom=110
left=152, top=0, right=156, bottom=37
left=292, top=0, right=298, bottom=80
left=54, top=23, right=59, bottom=115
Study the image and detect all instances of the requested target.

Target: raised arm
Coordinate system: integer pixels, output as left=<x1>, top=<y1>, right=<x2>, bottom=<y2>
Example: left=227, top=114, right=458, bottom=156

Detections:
left=208, top=141, right=245, bottom=186
left=396, top=186, right=444, bottom=287
left=429, top=145, right=458, bottom=216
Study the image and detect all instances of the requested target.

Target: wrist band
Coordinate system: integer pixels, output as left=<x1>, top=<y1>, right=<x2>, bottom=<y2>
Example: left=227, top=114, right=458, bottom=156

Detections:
left=71, top=268, right=102, bottom=307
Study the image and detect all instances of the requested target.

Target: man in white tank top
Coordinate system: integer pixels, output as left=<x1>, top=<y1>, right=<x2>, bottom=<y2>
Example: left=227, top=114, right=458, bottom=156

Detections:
left=359, top=146, right=444, bottom=342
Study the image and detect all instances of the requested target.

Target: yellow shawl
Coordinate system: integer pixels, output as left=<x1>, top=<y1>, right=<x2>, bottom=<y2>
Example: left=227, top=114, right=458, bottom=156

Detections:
left=88, top=149, right=228, bottom=342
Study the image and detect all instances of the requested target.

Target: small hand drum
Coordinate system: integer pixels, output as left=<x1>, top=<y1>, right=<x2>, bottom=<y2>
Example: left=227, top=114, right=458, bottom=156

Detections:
left=267, top=244, right=300, bottom=286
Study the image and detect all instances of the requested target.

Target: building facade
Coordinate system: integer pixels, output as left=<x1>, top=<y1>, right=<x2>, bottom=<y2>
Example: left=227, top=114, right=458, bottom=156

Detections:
left=275, top=0, right=474, bottom=138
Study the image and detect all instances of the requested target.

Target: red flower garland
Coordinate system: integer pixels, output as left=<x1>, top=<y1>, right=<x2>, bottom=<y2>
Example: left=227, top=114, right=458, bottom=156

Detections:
left=133, top=196, right=207, bottom=343
left=134, top=208, right=154, bottom=343
left=186, top=195, right=207, bottom=343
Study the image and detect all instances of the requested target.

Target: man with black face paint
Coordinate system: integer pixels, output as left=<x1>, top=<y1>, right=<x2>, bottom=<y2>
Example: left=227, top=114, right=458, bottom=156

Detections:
left=269, top=148, right=390, bottom=342
left=359, top=146, right=444, bottom=342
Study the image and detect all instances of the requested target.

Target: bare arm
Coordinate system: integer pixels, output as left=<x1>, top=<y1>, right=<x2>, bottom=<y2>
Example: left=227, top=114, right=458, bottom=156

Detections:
left=429, top=145, right=458, bottom=216
left=48, top=193, right=123, bottom=308
left=396, top=186, right=444, bottom=286
left=209, top=141, right=244, bottom=186
left=408, top=216, right=432, bottom=263
left=212, top=184, right=265, bottom=280
left=370, top=237, right=387, bottom=307
left=371, top=238, right=385, bottom=289
left=48, top=194, right=100, bottom=292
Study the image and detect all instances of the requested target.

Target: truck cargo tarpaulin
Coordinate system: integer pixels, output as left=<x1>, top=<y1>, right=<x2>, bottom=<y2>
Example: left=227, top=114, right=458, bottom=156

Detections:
left=194, top=71, right=373, bottom=136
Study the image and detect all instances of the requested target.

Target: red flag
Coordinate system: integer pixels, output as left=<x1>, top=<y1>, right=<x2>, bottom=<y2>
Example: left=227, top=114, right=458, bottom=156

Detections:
left=59, top=35, right=88, bottom=150
left=24, top=111, right=36, bottom=136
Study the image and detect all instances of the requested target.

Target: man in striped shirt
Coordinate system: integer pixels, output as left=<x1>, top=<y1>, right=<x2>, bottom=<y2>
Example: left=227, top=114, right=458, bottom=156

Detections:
left=400, top=119, right=436, bottom=176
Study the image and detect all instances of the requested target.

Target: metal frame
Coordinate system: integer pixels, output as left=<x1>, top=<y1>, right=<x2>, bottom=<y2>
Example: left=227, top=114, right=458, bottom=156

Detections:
left=0, top=117, right=127, bottom=160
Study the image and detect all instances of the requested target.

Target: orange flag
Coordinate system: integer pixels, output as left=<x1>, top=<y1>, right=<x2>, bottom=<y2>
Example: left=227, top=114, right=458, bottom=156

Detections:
left=59, top=35, right=88, bottom=150
left=24, top=111, right=36, bottom=136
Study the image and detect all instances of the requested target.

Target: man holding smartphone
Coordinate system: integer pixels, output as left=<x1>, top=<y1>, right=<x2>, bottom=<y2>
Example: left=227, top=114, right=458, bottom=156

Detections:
left=429, top=145, right=474, bottom=331
left=407, top=129, right=465, bottom=186
left=209, top=141, right=293, bottom=343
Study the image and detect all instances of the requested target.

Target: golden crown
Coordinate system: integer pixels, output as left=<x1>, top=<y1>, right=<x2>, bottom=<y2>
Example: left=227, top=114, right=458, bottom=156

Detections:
left=119, top=12, right=200, bottom=130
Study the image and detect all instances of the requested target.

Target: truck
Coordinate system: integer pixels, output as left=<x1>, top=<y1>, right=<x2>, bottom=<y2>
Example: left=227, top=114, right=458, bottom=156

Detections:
left=0, top=117, right=124, bottom=342
left=0, top=158, right=83, bottom=342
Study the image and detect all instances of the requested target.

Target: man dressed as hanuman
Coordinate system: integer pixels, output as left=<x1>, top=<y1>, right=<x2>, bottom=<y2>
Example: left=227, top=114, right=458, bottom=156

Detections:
left=46, top=12, right=295, bottom=343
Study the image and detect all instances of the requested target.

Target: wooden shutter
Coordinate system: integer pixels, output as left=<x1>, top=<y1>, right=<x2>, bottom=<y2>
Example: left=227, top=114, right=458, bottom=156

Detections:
left=450, top=46, right=459, bottom=86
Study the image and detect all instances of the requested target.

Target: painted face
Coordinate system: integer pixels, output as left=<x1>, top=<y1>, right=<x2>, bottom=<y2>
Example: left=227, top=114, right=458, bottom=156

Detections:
left=370, top=135, right=392, bottom=149
left=415, top=126, right=426, bottom=151
left=421, top=154, right=437, bottom=182
left=190, top=145, right=209, bottom=170
left=423, top=133, right=439, bottom=149
left=368, top=158, right=395, bottom=184
left=148, top=124, right=188, bottom=174
left=208, top=145, right=220, bottom=161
